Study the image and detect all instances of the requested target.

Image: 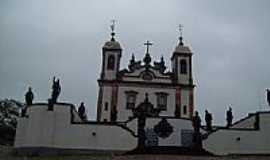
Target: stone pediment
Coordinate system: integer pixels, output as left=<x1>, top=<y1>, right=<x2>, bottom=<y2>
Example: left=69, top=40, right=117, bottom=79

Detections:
left=118, top=48, right=173, bottom=83
left=119, top=65, right=172, bottom=83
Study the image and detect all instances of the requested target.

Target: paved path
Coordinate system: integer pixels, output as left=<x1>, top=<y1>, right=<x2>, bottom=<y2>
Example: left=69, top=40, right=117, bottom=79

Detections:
left=112, top=155, right=270, bottom=160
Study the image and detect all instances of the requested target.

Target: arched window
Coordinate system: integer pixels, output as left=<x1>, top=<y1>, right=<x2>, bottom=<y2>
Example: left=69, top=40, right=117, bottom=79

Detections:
left=180, top=59, right=187, bottom=74
left=107, top=55, right=115, bottom=70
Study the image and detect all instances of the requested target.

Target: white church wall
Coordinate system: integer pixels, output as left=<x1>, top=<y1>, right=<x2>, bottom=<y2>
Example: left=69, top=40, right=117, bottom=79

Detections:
left=178, top=57, right=190, bottom=85
left=53, top=123, right=137, bottom=151
left=27, top=106, right=54, bottom=147
left=254, top=113, right=270, bottom=151
left=203, top=129, right=261, bottom=155
left=180, top=89, right=190, bottom=118
left=15, top=104, right=137, bottom=152
left=72, top=108, right=83, bottom=122
left=145, top=118, right=193, bottom=146
left=15, top=105, right=56, bottom=148
left=103, top=51, right=118, bottom=80
left=100, top=86, right=112, bottom=121
left=126, top=118, right=138, bottom=134
left=231, top=114, right=256, bottom=129
left=14, top=118, right=29, bottom=147
left=256, top=113, right=270, bottom=131
left=117, top=86, right=176, bottom=121
left=171, top=58, right=176, bottom=74
left=204, top=113, right=270, bottom=155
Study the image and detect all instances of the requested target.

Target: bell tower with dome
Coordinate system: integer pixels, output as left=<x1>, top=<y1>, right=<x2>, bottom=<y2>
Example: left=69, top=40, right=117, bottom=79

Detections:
left=100, top=21, right=122, bottom=80
left=97, top=21, right=122, bottom=122
left=171, top=25, right=194, bottom=118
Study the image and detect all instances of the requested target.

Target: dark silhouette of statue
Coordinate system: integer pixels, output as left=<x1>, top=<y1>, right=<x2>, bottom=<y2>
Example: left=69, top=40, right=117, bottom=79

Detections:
left=267, top=89, right=270, bottom=106
left=48, top=77, right=61, bottom=111
left=137, top=114, right=146, bottom=150
left=205, top=110, right=213, bottom=131
left=254, top=113, right=260, bottom=130
left=51, top=77, right=61, bottom=104
left=23, top=87, right=34, bottom=116
left=132, top=93, right=160, bottom=150
left=226, top=107, right=233, bottom=127
left=192, top=111, right=201, bottom=133
left=192, top=111, right=202, bottom=149
left=78, top=102, right=86, bottom=121
left=25, top=87, right=34, bottom=106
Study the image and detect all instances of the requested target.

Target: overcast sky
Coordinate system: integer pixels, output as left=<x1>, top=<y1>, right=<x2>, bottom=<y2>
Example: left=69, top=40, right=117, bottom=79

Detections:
left=0, top=0, right=270, bottom=125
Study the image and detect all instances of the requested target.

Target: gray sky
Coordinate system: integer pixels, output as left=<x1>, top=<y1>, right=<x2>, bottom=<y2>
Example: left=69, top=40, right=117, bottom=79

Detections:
left=1, top=0, right=270, bottom=125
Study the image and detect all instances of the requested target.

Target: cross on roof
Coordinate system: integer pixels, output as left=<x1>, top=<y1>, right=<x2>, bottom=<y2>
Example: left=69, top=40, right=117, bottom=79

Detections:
left=178, top=24, right=183, bottom=37
left=144, top=40, right=153, bottom=54
left=110, top=20, right=117, bottom=41
left=110, top=19, right=116, bottom=32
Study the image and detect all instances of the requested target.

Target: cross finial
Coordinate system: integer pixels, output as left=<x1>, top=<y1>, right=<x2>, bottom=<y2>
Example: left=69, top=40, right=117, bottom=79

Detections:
left=144, top=40, right=153, bottom=54
left=110, top=19, right=117, bottom=41
left=179, top=24, right=183, bottom=37
left=178, top=24, right=184, bottom=46
left=110, top=19, right=116, bottom=32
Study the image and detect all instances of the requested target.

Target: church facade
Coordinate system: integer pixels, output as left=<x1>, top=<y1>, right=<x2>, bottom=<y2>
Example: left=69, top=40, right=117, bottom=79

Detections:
left=14, top=25, right=270, bottom=156
left=96, top=30, right=195, bottom=122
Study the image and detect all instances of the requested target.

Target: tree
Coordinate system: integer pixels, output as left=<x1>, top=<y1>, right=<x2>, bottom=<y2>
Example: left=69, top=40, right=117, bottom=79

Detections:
left=0, top=99, right=24, bottom=145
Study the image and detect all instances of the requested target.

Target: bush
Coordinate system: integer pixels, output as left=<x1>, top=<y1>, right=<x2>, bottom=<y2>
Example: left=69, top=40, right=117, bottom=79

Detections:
left=0, top=99, right=24, bottom=145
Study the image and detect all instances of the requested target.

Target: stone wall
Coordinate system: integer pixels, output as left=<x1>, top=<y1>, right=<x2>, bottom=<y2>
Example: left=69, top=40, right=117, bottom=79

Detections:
left=203, top=112, right=270, bottom=155
left=14, top=103, right=137, bottom=153
left=144, top=117, right=193, bottom=147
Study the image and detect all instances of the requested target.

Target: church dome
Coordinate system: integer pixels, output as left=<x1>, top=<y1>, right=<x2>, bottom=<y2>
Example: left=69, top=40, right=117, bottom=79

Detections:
left=173, top=37, right=192, bottom=54
left=174, top=45, right=192, bottom=54
left=103, top=40, right=122, bottom=50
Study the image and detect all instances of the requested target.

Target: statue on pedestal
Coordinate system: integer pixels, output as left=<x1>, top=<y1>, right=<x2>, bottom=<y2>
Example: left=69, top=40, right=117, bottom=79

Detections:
left=25, top=87, right=34, bottom=106
left=192, top=111, right=202, bottom=150
left=48, top=77, right=61, bottom=110
left=51, top=77, right=61, bottom=104
left=192, top=111, right=201, bottom=133
left=205, top=110, right=213, bottom=131
left=226, top=107, right=233, bottom=128
left=23, top=87, right=34, bottom=116
left=78, top=102, right=87, bottom=121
